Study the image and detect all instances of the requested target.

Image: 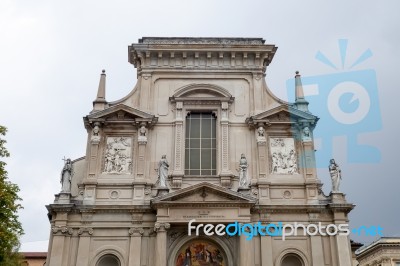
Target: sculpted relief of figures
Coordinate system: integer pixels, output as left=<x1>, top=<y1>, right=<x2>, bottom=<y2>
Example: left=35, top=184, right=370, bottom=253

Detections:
left=103, top=137, right=132, bottom=174
left=270, top=138, right=298, bottom=174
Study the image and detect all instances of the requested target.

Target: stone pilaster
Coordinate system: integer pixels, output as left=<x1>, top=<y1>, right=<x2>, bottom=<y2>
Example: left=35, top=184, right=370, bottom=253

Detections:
left=220, top=101, right=232, bottom=187
left=335, top=235, right=352, bottom=266
left=172, top=101, right=184, bottom=187
left=75, top=228, right=93, bottom=266
left=154, top=223, right=170, bottom=266
left=48, top=227, right=73, bottom=266
left=136, top=124, right=147, bottom=180
left=310, top=235, right=325, bottom=265
left=260, top=235, right=273, bottom=266
left=239, top=231, right=254, bottom=266
left=128, top=227, right=144, bottom=266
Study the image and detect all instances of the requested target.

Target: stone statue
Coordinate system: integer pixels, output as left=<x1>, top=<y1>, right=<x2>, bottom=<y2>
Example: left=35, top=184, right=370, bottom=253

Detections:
left=302, top=126, right=312, bottom=142
left=139, top=125, right=147, bottom=137
left=239, top=154, right=249, bottom=188
left=329, top=159, right=342, bottom=192
left=61, top=158, right=73, bottom=192
left=91, top=124, right=101, bottom=142
left=257, top=126, right=265, bottom=137
left=158, top=155, right=169, bottom=188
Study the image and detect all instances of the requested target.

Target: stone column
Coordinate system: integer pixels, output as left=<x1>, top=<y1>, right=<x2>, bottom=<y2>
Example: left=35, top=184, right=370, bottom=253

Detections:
left=154, top=223, right=170, bottom=266
left=75, top=228, right=93, bottom=266
left=172, top=101, right=184, bottom=187
left=260, top=235, right=273, bottom=266
left=128, top=227, right=144, bottom=266
left=240, top=232, right=254, bottom=266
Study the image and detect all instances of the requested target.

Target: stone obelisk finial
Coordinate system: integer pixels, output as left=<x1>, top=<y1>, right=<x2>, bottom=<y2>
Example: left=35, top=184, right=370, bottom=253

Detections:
left=92, top=69, right=107, bottom=112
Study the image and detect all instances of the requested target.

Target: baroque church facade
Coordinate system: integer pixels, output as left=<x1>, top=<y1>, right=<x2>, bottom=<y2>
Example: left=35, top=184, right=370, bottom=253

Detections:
left=46, top=37, right=354, bottom=266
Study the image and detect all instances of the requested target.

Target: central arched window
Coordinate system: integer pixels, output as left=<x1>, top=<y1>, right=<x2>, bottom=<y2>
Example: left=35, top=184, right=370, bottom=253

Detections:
left=185, top=112, right=217, bottom=175
left=281, top=254, right=303, bottom=266
left=96, top=254, right=120, bottom=266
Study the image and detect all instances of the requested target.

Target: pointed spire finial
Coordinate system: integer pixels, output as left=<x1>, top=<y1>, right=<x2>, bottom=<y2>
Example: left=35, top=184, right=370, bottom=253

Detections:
left=294, top=71, right=309, bottom=112
left=93, top=69, right=107, bottom=111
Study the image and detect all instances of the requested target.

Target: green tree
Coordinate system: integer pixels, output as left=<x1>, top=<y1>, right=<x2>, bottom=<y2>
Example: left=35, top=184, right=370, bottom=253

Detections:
left=0, top=126, right=24, bottom=265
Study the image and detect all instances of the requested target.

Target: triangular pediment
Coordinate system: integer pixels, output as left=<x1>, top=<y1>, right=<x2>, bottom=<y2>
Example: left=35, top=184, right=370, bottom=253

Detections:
left=85, top=104, right=158, bottom=125
left=246, top=104, right=318, bottom=125
left=151, top=182, right=256, bottom=207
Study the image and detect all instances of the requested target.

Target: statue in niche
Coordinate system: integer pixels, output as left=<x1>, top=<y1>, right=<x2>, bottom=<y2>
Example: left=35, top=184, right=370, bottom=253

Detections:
left=302, top=126, right=312, bottom=142
left=329, top=159, right=342, bottom=192
left=61, top=158, right=73, bottom=192
left=91, top=124, right=101, bottom=142
left=158, top=155, right=169, bottom=188
left=103, top=137, right=132, bottom=174
left=238, top=154, right=249, bottom=188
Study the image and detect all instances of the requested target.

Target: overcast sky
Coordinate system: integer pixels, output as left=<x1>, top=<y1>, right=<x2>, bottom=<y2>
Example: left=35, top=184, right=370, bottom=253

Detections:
left=0, top=0, right=399, bottom=251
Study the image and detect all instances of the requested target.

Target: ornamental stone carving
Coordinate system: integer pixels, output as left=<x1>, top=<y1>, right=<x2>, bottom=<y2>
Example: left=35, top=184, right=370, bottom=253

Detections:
left=256, top=126, right=266, bottom=144
left=51, top=226, right=73, bottom=235
left=138, top=125, right=147, bottom=144
left=270, top=138, right=298, bottom=174
left=91, top=123, right=101, bottom=143
left=129, top=227, right=145, bottom=236
left=302, top=126, right=312, bottom=142
left=103, top=137, right=132, bottom=174
left=154, top=222, right=170, bottom=232
left=78, top=227, right=94, bottom=236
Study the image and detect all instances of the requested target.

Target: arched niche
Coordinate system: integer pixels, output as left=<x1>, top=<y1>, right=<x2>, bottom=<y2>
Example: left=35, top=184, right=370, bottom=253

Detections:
left=169, top=236, right=233, bottom=266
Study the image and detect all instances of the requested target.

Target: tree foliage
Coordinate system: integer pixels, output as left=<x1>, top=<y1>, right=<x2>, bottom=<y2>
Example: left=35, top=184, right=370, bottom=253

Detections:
left=0, top=126, right=24, bottom=265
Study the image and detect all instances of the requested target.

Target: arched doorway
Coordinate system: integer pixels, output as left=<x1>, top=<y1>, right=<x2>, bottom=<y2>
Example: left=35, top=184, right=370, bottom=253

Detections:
left=281, top=254, right=304, bottom=266
left=174, top=239, right=227, bottom=266
left=96, top=254, right=121, bottom=266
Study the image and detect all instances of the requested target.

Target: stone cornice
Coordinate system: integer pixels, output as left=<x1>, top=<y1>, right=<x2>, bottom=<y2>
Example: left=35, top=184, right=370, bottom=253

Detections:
left=138, top=37, right=266, bottom=45
left=246, top=104, right=319, bottom=128
left=129, top=37, right=277, bottom=74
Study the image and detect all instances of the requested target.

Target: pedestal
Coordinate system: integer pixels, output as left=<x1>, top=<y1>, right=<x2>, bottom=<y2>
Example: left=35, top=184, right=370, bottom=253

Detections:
left=57, top=192, right=71, bottom=204
left=237, top=187, right=251, bottom=196
left=157, top=187, right=170, bottom=197
left=330, top=191, right=346, bottom=203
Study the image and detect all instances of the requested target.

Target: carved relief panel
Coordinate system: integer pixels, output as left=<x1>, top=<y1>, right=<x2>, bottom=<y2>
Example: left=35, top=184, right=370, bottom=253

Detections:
left=270, top=137, right=298, bottom=174
left=103, top=137, right=133, bottom=174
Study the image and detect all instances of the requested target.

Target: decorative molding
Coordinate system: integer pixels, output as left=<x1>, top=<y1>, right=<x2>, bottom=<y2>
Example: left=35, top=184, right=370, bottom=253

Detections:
left=51, top=226, right=73, bottom=235
left=154, top=222, right=171, bottom=232
left=78, top=227, right=94, bottom=236
left=129, top=227, right=145, bottom=236
left=140, top=38, right=265, bottom=45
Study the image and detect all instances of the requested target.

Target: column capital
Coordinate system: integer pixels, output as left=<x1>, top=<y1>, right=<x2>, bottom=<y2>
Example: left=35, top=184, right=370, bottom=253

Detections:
left=154, top=222, right=170, bottom=232
left=129, top=227, right=145, bottom=236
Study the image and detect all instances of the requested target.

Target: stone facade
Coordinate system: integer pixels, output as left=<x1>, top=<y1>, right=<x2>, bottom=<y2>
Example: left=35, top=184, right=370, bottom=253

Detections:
left=356, top=237, right=400, bottom=266
left=45, top=37, right=354, bottom=266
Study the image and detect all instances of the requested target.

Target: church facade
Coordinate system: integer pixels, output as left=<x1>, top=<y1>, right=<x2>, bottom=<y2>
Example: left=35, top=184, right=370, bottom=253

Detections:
left=46, top=37, right=354, bottom=266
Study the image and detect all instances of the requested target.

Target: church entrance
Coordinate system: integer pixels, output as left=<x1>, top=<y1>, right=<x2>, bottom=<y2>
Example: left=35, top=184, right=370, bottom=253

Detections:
left=174, top=239, right=227, bottom=266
